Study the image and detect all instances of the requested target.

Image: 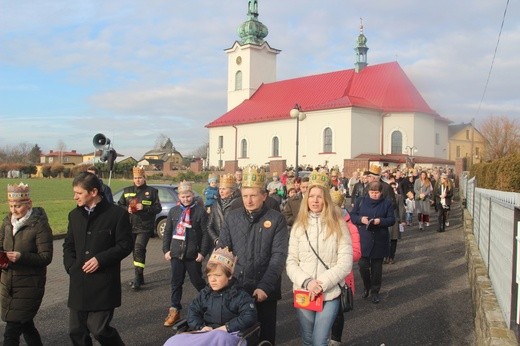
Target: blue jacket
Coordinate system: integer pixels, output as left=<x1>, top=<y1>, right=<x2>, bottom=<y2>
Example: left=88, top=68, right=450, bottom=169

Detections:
left=350, top=195, right=395, bottom=258
left=187, top=279, right=257, bottom=332
left=204, top=186, right=219, bottom=207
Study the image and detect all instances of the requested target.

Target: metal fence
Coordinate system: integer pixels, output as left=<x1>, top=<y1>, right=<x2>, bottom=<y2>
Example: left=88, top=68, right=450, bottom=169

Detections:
left=460, top=174, right=520, bottom=330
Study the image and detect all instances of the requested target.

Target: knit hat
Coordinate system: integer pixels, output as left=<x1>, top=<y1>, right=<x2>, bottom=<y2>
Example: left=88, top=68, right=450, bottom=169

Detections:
left=208, top=173, right=217, bottom=184
left=208, top=247, right=237, bottom=274
left=7, top=182, right=31, bottom=203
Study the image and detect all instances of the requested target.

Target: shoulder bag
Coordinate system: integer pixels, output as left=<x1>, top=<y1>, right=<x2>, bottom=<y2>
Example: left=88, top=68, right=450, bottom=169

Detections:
left=304, top=230, right=354, bottom=312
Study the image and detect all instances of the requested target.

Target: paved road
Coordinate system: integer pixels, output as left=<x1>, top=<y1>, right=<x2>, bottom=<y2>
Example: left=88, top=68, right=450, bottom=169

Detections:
left=1, top=200, right=474, bottom=345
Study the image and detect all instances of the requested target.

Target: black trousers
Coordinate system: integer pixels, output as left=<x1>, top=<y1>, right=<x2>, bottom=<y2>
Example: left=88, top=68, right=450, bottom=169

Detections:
left=389, top=239, right=398, bottom=259
left=170, top=258, right=206, bottom=310
left=69, top=308, right=124, bottom=346
left=3, top=319, right=42, bottom=346
left=132, top=232, right=150, bottom=268
left=358, top=257, right=384, bottom=294
left=256, top=300, right=278, bottom=345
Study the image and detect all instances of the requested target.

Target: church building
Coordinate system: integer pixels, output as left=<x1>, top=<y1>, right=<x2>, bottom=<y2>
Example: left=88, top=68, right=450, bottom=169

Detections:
left=206, top=1, right=452, bottom=173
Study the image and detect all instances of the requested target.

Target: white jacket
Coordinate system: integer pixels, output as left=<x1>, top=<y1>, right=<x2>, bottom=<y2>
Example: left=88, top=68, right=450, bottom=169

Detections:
left=286, top=213, right=353, bottom=301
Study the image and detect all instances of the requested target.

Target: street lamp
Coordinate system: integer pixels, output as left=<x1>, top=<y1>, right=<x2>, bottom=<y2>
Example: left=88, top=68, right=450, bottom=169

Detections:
left=405, top=145, right=417, bottom=168
left=290, top=104, right=306, bottom=173
left=217, top=147, right=224, bottom=170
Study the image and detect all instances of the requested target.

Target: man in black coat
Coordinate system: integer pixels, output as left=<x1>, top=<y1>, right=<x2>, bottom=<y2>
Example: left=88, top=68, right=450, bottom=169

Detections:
left=63, top=172, right=133, bottom=346
left=219, top=166, right=288, bottom=345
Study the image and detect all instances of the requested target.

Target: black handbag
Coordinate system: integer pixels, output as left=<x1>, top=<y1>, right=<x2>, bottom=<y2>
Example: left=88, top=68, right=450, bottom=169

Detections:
left=304, top=231, right=354, bottom=312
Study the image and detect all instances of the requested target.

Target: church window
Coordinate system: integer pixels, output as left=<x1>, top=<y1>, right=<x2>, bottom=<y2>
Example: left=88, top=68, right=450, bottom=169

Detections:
left=272, top=137, right=279, bottom=157
left=323, top=127, right=333, bottom=152
left=240, top=139, right=248, bottom=158
left=235, top=71, right=242, bottom=91
left=391, top=131, right=403, bottom=154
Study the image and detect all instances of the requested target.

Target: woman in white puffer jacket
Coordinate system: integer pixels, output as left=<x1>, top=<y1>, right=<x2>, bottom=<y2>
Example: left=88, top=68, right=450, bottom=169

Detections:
left=286, top=176, right=353, bottom=346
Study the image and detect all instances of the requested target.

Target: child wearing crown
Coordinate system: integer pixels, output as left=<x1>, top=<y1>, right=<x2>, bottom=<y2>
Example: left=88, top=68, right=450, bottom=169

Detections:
left=163, top=247, right=257, bottom=346
left=163, top=180, right=210, bottom=328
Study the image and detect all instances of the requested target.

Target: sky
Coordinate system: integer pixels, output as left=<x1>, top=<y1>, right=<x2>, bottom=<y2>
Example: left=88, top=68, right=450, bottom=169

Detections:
left=1, top=0, right=519, bottom=160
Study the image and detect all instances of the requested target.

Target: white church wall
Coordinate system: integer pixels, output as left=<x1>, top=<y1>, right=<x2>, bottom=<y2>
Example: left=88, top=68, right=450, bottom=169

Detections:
left=350, top=109, right=382, bottom=157
left=412, top=113, right=437, bottom=157
left=383, top=113, right=415, bottom=154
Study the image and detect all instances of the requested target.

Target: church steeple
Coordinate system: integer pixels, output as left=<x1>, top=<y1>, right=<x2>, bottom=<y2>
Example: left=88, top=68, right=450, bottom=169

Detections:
left=237, top=0, right=268, bottom=45
left=354, top=18, right=369, bottom=73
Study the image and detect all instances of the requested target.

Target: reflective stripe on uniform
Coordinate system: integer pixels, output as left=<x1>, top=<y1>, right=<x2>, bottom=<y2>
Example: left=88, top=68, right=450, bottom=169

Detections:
left=141, top=200, right=152, bottom=206
left=124, top=193, right=137, bottom=198
left=133, top=261, right=145, bottom=268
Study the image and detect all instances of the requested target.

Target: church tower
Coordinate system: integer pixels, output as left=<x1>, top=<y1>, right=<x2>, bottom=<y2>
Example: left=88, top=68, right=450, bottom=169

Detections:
left=225, top=0, right=280, bottom=111
left=354, top=19, right=369, bottom=73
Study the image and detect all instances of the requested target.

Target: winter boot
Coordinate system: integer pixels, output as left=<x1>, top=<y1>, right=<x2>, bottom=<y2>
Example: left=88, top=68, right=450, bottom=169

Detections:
left=131, top=267, right=143, bottom=290
left=164, top=307, right=180, bottom=327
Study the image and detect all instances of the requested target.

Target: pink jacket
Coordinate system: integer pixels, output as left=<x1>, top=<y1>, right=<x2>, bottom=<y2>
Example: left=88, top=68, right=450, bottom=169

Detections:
left=344, top=211, right=361, bottom=294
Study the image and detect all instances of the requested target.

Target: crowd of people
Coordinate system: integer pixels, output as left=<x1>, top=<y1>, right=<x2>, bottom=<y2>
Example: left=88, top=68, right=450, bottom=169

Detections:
left=0, top=163, right=456, bottom=345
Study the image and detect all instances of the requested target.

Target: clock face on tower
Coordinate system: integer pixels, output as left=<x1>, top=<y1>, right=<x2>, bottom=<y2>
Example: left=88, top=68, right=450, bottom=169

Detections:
left=236, top=56, right=242, bottom=65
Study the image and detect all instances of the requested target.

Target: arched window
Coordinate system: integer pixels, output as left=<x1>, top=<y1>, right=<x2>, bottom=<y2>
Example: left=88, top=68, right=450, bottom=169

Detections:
left=240, top=139, right=248, bottom=158
left=323, top=127, right=332, bottom=152
left=235, top=71, right=242, bottom=91
left=272, top=137, right=279, bottom=157
left=391, top=131, right=403, bottom=154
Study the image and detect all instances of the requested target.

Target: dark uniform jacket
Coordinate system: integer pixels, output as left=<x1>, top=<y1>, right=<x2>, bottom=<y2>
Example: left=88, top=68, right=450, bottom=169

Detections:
left=63, top=198, right=133, bottom=311
left=117, top=184, right=161, bottom=234
left=351, top=195, right=395, bottom=258
left=219, top=205, right=288, bottom=301
left=187, top=278, right=257, bottom=332
left=350, top=181, right=366, bottom=206
left=0, top=207, right=53, bottom=322
left=163, top=203, right=210, bottom=260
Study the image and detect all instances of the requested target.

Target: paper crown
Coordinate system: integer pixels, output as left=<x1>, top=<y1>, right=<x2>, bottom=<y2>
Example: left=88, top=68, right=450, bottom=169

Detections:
left=208, top=247, right=237, bottom=274
left=219, top=173, right=236, bottom=189
left=368, top=164, right=382, bottom=176
left=271, top=171, right=278, bottom=177
left=7, top=182, right=31, bottom=203
left=330, top=168, right=339, bottom=177
left=208, top=173, right=218, bottom=183
left=286, top=182, right=296, bottom=192
left=178, top=180, right=192, bottom=193
left=132, top=166, right=145, bottom=177
left=330, top=188, right=345, bottom=207
left=308, top=170, right=330, bottom=188
left=241, top=165, right=266, bottom=189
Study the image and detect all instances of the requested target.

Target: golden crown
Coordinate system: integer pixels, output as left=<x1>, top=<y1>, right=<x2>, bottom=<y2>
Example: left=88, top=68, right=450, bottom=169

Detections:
left=242, top=165, right=266, bottom=189
left=330, top=188, right=345, bottom=207
left=368, top=164, right=382, bottom=176
left=219, top=173, right=236, bottom=188
left=208, top=247, right=237, bottom=274
left=178, top=180, right=192, bottom=194
left=308, top=169, right=330, bottom=188
left=286, top=182, right=296, bottom=192
left=132, top=166, right=145, bottom=177
left=7, top=182, right=31, bottom=202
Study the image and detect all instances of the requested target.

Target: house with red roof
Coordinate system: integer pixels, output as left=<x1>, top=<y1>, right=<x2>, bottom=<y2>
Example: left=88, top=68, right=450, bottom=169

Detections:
left=206, top=1, right=453, bottom=172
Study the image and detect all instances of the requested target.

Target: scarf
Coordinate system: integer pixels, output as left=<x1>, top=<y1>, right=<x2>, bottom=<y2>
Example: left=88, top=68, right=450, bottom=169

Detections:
left=174, top=203, right=195, bottom=239
left=11, top=208, right=33, bottom=236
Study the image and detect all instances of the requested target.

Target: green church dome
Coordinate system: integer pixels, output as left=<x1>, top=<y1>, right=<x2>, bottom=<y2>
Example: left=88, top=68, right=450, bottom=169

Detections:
left=237, top=0, right=268, bottom=45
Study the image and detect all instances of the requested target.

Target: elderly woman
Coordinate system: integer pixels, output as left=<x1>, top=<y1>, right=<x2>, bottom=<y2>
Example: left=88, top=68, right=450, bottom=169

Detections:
left=286, top=171, right=353, bottom=346
left=351, top=181, right=395, bottom=304
left=207, top=173, right=239, bottom=247
left=0, top=183, right=53, bottom=345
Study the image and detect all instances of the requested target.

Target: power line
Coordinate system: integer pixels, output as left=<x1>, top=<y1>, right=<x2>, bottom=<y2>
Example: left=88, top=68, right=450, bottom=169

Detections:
left=477, top=0, right=510, bottom=117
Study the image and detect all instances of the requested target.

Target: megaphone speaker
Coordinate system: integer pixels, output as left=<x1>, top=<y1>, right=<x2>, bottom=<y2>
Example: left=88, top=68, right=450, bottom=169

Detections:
left=93, top=133, right=111, bottom=149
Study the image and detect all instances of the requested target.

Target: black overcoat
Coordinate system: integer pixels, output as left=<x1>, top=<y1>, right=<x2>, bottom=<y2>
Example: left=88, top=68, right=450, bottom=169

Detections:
left=63, top=198, right=132, bottom=311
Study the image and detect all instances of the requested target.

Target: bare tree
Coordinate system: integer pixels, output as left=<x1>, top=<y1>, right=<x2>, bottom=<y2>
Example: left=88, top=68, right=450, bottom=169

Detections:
left=154, top=134, right=170, bottom=149
left=189, top=143, right=209, bottom=159
left=479, top=115, right=520, bottom=161
left=0, top=142, right=33, bottom=163
left=56, top=140, right=67, bottom=164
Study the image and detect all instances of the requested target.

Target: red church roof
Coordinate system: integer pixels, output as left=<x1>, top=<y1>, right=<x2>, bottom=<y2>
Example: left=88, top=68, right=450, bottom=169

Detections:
left=206, top=61, right=442, bottom=128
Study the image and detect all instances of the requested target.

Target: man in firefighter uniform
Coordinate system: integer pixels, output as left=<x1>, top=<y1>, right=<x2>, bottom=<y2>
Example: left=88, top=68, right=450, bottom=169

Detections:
left=118, top=166, right=161, bottom=290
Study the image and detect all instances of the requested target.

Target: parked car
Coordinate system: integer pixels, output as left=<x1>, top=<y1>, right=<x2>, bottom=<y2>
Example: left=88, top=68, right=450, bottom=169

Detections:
left=112, top=184, right=203, bottom=239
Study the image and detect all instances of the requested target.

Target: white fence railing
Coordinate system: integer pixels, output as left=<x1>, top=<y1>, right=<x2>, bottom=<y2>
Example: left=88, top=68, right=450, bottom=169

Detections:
left=460, top=174, right=520, bottom=329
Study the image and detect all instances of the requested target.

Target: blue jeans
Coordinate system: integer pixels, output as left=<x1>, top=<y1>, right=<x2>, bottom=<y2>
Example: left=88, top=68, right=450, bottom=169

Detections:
left=296, top=298, right=340, bottom=346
